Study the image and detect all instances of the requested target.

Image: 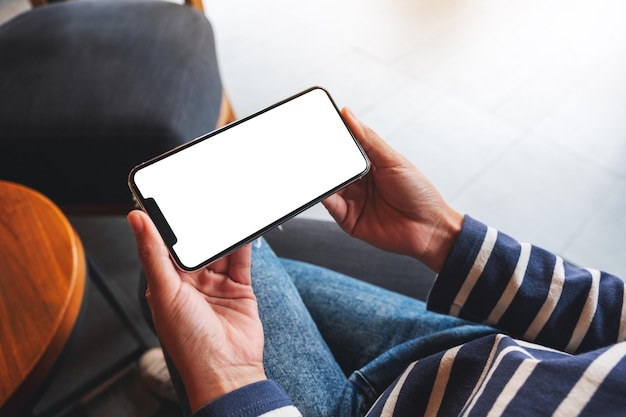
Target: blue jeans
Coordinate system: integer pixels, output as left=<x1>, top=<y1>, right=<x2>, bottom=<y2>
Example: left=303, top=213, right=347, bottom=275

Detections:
left=251, top=239, right=495, bottom=416
left=172, top=238, right=496, bottom=416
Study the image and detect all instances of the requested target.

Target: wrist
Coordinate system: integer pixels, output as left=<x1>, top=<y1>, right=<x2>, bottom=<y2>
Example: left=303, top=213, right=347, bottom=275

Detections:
left=418, top=206, right=464, bottom=273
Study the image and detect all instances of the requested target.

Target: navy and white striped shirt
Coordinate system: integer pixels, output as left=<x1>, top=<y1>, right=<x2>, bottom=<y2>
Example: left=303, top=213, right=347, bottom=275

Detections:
left=195, top=216, right=626, bottom=417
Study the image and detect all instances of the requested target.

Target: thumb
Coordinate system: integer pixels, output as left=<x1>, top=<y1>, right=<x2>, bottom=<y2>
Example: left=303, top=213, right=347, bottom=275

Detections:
left=127, top=210, right=180, bottom=302
left=341, top=107, right=408, bottom=170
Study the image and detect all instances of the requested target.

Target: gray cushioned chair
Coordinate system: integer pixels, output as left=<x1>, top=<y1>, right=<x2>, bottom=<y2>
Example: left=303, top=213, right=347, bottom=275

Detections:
left=0, top=0, right=235, bottom=214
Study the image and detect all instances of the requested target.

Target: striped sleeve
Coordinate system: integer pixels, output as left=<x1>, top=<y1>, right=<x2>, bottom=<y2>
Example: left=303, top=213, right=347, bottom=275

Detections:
left=365, top=334, right=626, bottom=417
left=192, top=380, right=302, bottom=417
left=428, top=216, right=626, bottom=354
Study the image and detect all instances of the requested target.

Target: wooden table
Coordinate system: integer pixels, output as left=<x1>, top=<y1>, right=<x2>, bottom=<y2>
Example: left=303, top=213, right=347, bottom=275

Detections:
left=0, top=180, right=86, bottom=414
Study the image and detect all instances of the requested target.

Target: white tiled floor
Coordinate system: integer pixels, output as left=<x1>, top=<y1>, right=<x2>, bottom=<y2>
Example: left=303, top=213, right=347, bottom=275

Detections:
left=205, top=0, right=626, bottom=276
left=2, top=0, right=625, bottom=277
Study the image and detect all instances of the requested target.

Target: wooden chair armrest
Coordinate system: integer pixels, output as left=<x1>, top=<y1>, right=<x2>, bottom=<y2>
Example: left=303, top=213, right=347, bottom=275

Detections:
left=184, top=0, right=204, bottom=11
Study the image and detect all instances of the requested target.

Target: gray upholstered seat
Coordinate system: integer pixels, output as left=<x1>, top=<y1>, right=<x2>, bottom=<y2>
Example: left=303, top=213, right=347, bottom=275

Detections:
left=0, top=0, right=227, bottom=211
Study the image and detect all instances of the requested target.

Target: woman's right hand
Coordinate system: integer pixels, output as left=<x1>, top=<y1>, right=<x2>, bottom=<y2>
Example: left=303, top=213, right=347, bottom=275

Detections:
left=323, top=108, right=464, bottom=273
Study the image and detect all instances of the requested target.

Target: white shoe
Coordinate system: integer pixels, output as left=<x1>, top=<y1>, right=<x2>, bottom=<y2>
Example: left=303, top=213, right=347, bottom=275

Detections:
left=138, top=347, right=178, bottom=402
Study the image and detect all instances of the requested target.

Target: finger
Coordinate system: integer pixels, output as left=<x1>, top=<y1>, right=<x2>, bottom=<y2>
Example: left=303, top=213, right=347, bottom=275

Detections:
left=322, top=193, right=348, bottom=224
left=227, top=243, right=252, bottom=286
left=209, top=255, right=230, bottom=275
left=128, top=210, right=180, bottom=301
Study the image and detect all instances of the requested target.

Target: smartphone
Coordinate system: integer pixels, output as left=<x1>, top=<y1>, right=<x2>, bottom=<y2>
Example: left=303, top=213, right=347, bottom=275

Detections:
left=128, top=87, right=369, bottom=271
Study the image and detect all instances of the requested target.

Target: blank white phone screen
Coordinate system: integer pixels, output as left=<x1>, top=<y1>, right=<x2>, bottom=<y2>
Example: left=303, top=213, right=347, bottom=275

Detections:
left=130, top=88, right=369, bottom=270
